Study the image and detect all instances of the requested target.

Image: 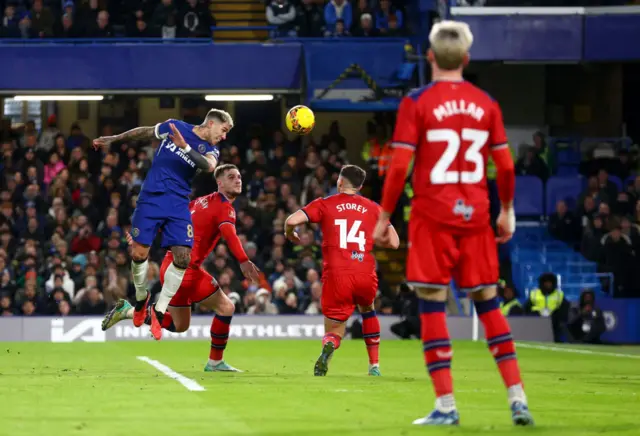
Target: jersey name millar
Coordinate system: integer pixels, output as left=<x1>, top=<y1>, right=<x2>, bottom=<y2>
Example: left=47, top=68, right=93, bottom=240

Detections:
left=188, top=192, right=236, bottom=268
left=302, top=193, right=381, bottom=275
left=393, top=81, right=508, bottom=231
left=142, top=119, right=220, bottom=199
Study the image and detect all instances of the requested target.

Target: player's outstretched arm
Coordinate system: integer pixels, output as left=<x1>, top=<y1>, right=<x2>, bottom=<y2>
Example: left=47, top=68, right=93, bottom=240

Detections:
left=284, top=210, right=308, bottom=244
left=168, top=124, right=216, bottom=172
left=92, top=126, right=155, bottom=150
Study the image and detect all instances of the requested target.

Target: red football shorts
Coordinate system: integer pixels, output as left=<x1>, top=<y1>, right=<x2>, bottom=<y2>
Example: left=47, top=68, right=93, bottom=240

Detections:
left=160, top=253, right=219, bottom=307
left=321, top=272, right=378, bottom=322
left=407, top=218, right=498, bottom=292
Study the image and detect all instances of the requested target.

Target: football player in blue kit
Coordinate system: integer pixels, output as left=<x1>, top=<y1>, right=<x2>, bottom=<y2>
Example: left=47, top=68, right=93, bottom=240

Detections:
left=93, top=109, right=233, bottom=340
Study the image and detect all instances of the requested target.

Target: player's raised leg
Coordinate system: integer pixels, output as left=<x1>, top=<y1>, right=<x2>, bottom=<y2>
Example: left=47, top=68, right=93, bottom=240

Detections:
left=129, top=207, right=161, bottom=327
left=314, top=316, right=346, bottom=376
left=471, top=288, right=534, bottom=426
left=150, top=211, right=194, bottom=340
left=102, top=299, right=182, bottom=332
left=358, top=304, right=381, bottom=376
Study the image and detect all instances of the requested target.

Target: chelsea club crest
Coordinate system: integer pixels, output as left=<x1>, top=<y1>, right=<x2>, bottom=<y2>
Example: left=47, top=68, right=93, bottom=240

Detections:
left=198, top=144, right=206, bottom=153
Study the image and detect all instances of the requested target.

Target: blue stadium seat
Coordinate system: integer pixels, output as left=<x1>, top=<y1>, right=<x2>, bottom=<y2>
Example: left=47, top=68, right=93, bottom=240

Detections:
left=609, top=175, right=623, bottom=192
left=514, top=176, right=544, bottom=217
left=546, top=176, right=583, bottom=213
left=556, top=165, right=579, bottom=176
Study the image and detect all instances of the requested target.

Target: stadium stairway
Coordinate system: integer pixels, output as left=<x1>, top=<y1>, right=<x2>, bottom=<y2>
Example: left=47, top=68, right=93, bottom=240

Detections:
left=375, top=244, right=407, bottom=290
left=210, top=0, right=269, bottom=41
left=510, top=224, right=608, bottom=301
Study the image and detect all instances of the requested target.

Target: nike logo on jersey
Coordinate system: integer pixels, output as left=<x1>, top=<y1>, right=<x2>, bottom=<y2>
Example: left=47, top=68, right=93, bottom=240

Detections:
left=433, top=100, right=485, bottom=122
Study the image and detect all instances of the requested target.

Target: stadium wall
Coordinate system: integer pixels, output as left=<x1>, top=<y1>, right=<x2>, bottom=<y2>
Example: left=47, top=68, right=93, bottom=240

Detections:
left=0, top=316, right=554, bottom=343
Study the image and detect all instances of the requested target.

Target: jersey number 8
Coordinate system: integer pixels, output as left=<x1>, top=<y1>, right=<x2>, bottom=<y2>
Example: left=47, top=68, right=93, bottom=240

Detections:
left=428, top=128, right=489, bottom=185
left=335, top=219, right=366, bottom=252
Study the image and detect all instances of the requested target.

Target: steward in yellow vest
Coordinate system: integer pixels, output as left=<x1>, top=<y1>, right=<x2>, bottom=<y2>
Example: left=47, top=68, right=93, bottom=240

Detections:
left=498, top=281, right=523, bottom=316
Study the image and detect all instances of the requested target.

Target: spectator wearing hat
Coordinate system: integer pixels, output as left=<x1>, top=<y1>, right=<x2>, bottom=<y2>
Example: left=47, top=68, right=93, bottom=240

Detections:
left=71, top=222, right=101, bottom=254
left=70, top=253, right=87, bottom=289
left=247, top=288, right=278, bottom=314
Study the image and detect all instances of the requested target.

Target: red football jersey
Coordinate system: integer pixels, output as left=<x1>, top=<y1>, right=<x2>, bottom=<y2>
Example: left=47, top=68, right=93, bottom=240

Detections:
left=302, top=193, right=381, bottom=275
left=188, top=192, right=236, bottom=268
left=393, top=81, right=508, bottom=231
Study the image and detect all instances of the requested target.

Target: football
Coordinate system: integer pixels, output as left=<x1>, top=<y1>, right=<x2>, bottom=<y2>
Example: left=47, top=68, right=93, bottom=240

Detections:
left=285, top=105, right=315, bottom=135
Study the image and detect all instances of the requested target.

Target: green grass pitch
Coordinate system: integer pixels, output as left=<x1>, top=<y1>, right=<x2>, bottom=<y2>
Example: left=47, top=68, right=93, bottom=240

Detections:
left=1, top=340, right=639, bottom=435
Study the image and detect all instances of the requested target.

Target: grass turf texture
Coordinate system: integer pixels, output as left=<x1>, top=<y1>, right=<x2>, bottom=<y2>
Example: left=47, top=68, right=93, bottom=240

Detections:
left=1, top=340, right=638, bottom=435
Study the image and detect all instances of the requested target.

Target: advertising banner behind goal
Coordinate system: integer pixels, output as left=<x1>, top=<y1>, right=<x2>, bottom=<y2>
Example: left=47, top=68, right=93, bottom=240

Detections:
left=0, top=315, right=554, bottom=343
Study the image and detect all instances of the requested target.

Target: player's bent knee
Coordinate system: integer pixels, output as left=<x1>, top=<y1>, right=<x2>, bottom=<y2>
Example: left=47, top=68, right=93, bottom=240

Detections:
left=173, top=320, right=190, bottom=333
left=218, top=299, right=235, bottom=317
left=469, top=285, right=498, bottom=302
left=131, top=242, right=150, bottom=262
left=171, top=246, right=192, bottom=269
left=414, top=286, right=448, bottom=302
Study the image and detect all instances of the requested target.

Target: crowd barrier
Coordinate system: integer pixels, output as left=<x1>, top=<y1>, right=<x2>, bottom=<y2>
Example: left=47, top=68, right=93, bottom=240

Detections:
left=0, top=315, right=553, bottom=343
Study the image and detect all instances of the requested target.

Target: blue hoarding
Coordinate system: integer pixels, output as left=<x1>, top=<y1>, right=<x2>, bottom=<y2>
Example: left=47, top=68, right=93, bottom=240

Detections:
left=0, top=43, right=302, bottom=91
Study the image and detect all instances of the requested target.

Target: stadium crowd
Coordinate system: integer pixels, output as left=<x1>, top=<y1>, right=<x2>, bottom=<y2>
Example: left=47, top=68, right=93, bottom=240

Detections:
left=516, top=137, right=640, bottom=299
left=0, top=115, right=398, bottom=317
left=266, top=0, right=408, bottom=38
left=0, top=0, right=408, bottom=40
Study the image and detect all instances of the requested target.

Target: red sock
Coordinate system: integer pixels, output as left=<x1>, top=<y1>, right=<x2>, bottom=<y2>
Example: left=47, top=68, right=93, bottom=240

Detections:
left=161, top=311, right=175, bottom=331
left=322, top=332, right=341, bottom=350
left=419, top=300, right=453, bottom=397
left=361, top=311, right=380, bottom=365
left=475, top=298, right=522, bottom=387
left=209, top=315, right=232, bottom=361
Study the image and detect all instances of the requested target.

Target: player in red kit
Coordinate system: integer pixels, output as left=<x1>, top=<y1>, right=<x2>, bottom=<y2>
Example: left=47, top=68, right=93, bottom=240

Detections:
left=373, top=21, right=534, bottom=427
left=102, top=164, right=260, bottom=371
left=285, top=165, right=400, bottom=377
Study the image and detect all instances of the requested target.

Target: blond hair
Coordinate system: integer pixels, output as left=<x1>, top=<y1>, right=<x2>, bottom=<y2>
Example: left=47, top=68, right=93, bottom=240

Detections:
left=429, top=20, right=474, bottom=71
left=204, top=109, right=234, bottom=129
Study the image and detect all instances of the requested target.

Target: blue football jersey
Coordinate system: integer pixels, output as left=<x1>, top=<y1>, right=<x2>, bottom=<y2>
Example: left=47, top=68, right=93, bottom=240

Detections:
left=142, top=119, right=220, bottom=197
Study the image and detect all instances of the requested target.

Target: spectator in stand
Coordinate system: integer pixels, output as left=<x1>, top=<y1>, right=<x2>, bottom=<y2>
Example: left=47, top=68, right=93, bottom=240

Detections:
left=296, top=0, right=324, bottom=37
left=597, top=168, right=618, bottom=202
left=179, top=0, right=212, bottom=38
left=567, top=289, right=606, bottom=344
left=78, top=0, right=100, bottom=33
left=515, top=145, right=549, bottom=181
left=374, top=0, right=402, bottom=35
left=328, top=18, right=350, bottom=37
left=89, top=10, right=112, bottom=38
left=548, top=200, right=580, bottom=246
left=54, top=12, right=82, bottom=37
left=266, top=0, right=297, bottom=37
left=1, top=4, right=20, bottom=38
left=43, top=152, right=66, bottom=187
left=600, top=219, right=635, bottom=297
left=324, top=0, right=352, bottom=36
left=353, top=12, right=377, bottom=36
left=31, top=0, right=54, bottom=37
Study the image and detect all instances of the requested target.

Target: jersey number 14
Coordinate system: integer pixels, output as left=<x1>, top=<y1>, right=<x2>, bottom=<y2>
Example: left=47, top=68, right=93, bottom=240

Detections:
left=429, top=128, right=489, bottom=184
left=335, top=219, right=366, bottom=252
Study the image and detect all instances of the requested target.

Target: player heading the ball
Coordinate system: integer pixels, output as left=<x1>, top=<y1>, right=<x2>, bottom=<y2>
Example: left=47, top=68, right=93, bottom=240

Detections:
left=285, top=164, right=400, bottom=377
left=373, top=20, right=533, bottom=427
left=93, top=109, right=233, bottom=341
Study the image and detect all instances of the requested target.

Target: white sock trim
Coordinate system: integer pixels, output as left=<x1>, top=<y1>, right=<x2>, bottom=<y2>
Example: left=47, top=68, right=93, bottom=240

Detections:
left=435, top=394, right=457, bottom=413
left=507, top=383, right=527, bottom=405
left=155, top=263, right=186, bottom=313
left=131, top=259, right=150, bottom=301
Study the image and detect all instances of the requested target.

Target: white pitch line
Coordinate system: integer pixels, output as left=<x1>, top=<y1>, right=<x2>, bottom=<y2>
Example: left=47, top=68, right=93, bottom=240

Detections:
left=517, top=343, right=640, bottom=359
left=137, top=356, right=206, bottom=391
